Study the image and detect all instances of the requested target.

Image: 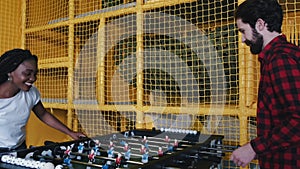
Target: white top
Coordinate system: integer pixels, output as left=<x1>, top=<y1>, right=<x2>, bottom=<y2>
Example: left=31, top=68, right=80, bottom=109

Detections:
left=0, top=86, right=40, bottom=149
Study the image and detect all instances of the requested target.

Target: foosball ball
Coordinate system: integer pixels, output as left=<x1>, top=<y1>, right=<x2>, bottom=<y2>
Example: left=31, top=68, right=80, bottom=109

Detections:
left=0, top=128, right=236, bottom=169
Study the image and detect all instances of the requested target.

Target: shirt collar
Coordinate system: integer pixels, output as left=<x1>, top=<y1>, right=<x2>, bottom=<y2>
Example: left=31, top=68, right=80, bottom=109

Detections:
left=258, top=34, right=286, bottom=62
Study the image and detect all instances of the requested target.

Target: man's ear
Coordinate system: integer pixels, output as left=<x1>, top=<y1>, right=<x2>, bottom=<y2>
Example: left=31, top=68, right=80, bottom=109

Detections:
left=255, top=18, right=267, bottom=31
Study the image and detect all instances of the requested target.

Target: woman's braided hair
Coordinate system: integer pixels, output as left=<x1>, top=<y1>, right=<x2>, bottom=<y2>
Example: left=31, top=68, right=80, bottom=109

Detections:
left=0, top=49, right=38, bottom=84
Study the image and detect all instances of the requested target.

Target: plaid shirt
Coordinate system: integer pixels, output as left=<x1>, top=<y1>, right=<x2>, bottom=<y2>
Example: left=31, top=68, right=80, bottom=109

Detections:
left=250, top=35, right=300, bottom=169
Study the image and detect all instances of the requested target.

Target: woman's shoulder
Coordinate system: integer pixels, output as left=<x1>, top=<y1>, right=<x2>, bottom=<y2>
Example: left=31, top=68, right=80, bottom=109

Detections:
left=24, top=86, right=41, bottom=105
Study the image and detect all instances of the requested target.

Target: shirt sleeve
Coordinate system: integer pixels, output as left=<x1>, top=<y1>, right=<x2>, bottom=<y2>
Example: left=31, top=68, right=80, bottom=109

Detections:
left=251, top=54, right=300, bottom=154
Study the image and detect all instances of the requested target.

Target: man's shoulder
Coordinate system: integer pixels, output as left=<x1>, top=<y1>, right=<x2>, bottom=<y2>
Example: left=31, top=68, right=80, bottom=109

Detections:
left=270, top=40, right=300, bottom=61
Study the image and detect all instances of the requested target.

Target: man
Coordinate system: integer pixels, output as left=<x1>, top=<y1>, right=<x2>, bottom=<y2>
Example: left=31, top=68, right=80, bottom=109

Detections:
left=231, top=0, right=300, bottom=168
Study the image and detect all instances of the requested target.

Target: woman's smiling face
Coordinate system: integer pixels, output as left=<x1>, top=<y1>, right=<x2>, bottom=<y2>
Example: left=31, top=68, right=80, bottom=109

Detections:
left=10, top=59, right=38, bottom=91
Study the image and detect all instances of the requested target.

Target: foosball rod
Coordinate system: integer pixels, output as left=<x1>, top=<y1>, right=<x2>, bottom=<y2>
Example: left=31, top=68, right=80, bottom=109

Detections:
left=33, top=151, right=104, bottom=168
left=36, top=149, right=141, bottom=168
left=67, top=142, right=157, bottom=163
left=127, top=133, right=197, bottom=144
left=199, top=145, right=240, bottom=152
left=69, top=151, right=144, bottom=165
left=117, top=137, right=190, bottom=149
left=99, top=142, right=163, bottom=155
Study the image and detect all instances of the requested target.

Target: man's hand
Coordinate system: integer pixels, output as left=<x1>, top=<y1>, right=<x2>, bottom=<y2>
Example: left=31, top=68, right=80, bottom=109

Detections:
left=230, top=143, right=256, bottom=168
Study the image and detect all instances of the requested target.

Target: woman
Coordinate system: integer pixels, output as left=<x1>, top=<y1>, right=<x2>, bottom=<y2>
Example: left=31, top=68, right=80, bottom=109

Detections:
left=0, top=48, right=85, bottom=152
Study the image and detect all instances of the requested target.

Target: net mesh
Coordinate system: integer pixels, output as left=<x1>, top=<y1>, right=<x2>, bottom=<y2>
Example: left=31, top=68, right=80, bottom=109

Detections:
left=22, top=0, right=300, bottom=168
left=0, top=0, right=22, bottom=54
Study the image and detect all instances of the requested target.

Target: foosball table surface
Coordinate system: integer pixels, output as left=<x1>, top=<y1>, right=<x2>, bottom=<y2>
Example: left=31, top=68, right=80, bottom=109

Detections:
left=0, top=129, right=226, bottom=169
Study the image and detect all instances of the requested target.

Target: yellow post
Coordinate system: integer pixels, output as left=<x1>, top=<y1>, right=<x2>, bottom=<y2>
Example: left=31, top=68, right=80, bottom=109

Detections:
left=21, top=0, right=26, bottom=48
left=237, top=0, right=251, bottom=168
left=97, top=18, right=106, bottom=106
left=135, top=0, right=145, bottom=129
left=68, top=0, right=75, bottom=130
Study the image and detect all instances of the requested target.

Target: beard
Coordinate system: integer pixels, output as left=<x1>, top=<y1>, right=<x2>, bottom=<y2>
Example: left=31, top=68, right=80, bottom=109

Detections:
left=244, top=28, right=264, bottom=54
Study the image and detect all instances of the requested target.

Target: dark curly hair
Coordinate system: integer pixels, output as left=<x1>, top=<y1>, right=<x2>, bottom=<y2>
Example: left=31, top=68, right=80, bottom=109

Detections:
left=0, top=49, right=38, bottom=84
left=235, top=0, right=283, bottom=33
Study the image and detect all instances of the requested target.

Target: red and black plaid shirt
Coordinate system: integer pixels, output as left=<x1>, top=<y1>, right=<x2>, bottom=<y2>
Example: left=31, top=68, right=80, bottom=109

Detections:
left=250, top=35, right=300, bottom=169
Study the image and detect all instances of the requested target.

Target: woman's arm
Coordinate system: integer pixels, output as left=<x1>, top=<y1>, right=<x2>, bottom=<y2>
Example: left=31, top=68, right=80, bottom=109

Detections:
left=32, top=101, right=86, bottom=140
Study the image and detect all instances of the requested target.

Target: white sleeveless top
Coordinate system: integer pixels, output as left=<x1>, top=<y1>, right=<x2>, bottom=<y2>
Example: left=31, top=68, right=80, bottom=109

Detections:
left=0, top=86, right=40, bottom=149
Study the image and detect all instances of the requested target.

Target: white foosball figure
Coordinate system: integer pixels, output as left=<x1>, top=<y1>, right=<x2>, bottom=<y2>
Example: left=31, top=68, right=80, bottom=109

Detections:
left=124, top=149, right=131, bottom=160
left=106, top=147, right=114, bottom=165
left=142, top=136, right=147, bottom=142
left=141, top=151, right=149, bottom=163
left=124, top=131, right=129, bottom=138
left=77, top=142, right=84, bottom=160
left=93, top=140, right=101, bottom=156
left=107, top=147, right=114, bottom=158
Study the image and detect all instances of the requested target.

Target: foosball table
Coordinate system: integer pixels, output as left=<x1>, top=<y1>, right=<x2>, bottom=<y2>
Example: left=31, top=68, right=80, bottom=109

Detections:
left=0, top=128, right=236, bottom=169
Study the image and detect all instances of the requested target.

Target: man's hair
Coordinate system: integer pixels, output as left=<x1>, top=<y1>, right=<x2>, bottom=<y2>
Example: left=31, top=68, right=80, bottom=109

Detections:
left=0, top=48, right=38, bottom=84
left=235, top=0, right=283, bottom=33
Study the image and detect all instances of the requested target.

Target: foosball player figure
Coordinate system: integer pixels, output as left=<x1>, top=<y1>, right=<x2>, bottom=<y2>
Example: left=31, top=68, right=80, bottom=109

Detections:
left=144, top=140, right=149, bottom=149
left=76, top=142, right=85, bottom=160
left=123, top=142, right=129, bottom=151
left=120, top=140, right=125, bottom=146
left=130, top=131, right=135, bottom=137
left=109, top=141, right=114, bottom=149
left=124, top=149, right=131, bottom=168
left=89, top=139, right=100, bottom=156
left=93, top=145, right=100, bottom=156
left=63, top=156, right=72, bottom=167
left=216, top=139, right=223, bottom=158
left=86, top=149, right=96, bottom=169
left=140, top=145, right=147, bottom=154
left=173, top=139, right=179, bottom=148
left=94, top=139, right=101, bottom=148
left=124, top=131, right=129, bottom=138
left=124, top=149, right=131, bottom=160
left=165, top=135, right=170, bottom=142
left=142, top=136, right=147, bottom=142
left=167, top=144, right=174, bottom=152
left=107, top=147, right=115, bottom=158
left=88, top=149, right=95, bottom=163
left=115, top=153, right=122, bottom=167
left=102, top=162, right=109, bottom=169
left=64, top=146, right=72, bottom=157
left=141, top=151, right=149, bottom=163
left=78, top=142, right=84, bottom=153
left=158, top=147, right=164, bottom=157
left=106, top=147, right=114, bottom=165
